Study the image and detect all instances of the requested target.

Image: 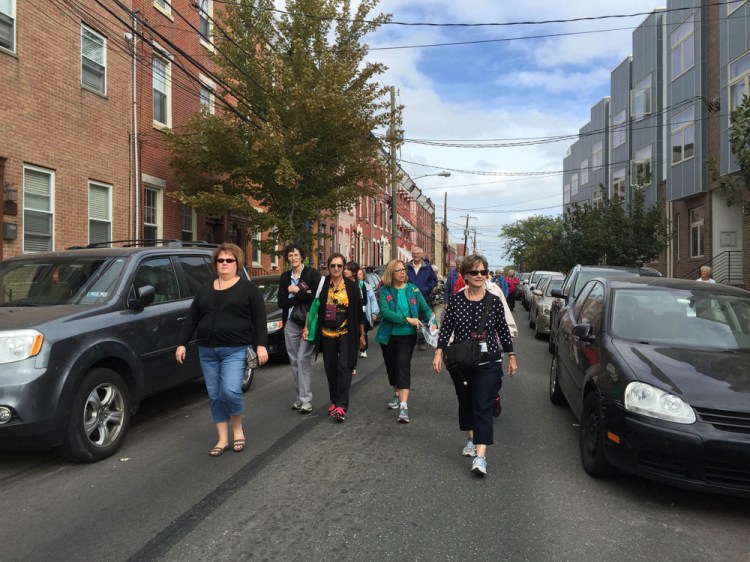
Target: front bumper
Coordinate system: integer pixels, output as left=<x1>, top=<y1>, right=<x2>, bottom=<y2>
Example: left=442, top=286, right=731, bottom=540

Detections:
left=604, top=413, right=750, bottom=497
left=536, top=313, right=551, bottom=334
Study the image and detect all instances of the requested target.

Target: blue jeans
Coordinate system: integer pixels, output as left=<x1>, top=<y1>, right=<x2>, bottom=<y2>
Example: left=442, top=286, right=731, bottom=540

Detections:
left=199, top=345, right=247, bottom=423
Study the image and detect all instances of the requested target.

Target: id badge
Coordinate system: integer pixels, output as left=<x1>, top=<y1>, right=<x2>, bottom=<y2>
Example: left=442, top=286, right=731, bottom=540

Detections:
left=479, top=341, right=488, bottom=353
left=324, top=303, right=337, bottom=322
left=471, top=330, right=489, bottom=353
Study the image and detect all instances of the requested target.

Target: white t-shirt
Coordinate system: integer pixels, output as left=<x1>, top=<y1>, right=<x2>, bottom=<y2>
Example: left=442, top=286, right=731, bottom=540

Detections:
left=696, top=277, right=716, bottom=283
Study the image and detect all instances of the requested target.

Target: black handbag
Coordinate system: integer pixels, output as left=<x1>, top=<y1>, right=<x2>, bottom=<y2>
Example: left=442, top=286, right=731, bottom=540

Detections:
left=444, top=295, right=492, bottom=383
left=289, top=303, right=308, bottom=325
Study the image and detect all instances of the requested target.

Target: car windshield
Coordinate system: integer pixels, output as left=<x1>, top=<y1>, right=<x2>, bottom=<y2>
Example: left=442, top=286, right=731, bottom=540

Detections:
left=545, top=277, right=564, bottom=296
left=611, top=289, right=750, bottom=351
left=254, top=279, right=280, bottom=303
left=0, top=256, right=125, bottom=306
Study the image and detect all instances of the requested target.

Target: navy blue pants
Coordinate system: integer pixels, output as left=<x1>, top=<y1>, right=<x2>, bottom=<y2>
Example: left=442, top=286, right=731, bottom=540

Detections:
left=449, top=361, right=503, bottom=446
left=380, top=334, right=417, bottom=389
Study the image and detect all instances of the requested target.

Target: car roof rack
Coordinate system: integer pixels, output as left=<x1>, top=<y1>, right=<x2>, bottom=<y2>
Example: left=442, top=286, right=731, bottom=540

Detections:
left=66, top=239, right=219, bottom=250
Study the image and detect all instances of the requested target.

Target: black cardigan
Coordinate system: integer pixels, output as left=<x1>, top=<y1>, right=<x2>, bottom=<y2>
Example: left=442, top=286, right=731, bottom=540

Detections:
left=277, top=266, right=322, bottom=321
left=179, top=277, right=268, bottom=348
left=312, top=276, right=364, bottom=368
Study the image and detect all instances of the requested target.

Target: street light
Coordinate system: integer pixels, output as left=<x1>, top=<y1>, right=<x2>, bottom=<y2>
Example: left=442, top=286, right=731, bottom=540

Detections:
left=412, top=171, right=451, bottom=181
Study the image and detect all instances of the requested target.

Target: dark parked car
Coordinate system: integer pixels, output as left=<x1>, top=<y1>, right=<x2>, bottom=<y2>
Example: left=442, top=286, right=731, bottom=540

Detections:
left=0, top=242, right=259, bottom=462
left=248, top=274, right=287, bottom=363
left=548, top=264, right=662, bottom=353
left=549, top=276, right=750, bottom=496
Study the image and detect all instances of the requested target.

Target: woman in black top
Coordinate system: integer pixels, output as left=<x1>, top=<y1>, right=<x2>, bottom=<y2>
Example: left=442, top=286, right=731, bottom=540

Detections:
left=176, top=243, right=268, bottom=457
left=432, top=254, right=517, bottom=476
left=303, top=253, right=365, bottom=422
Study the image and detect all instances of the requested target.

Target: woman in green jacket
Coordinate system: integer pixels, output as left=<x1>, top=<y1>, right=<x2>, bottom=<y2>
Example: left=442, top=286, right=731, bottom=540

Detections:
left=376, top=259, right=432, bottom=423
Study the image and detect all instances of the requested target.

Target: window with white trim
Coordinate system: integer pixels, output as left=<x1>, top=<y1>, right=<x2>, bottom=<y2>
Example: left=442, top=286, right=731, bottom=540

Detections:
left=143, top=187, right=162, bottom=240
left=729, top=51, right=750, bottom=112
left=631, top=145, right=652, bottom=186
left=580, top=159, right=589, bottom=185
left=690, top=206, right=704, bottom=258
left=23, top=166, right=54, bottom=253
left=154, top=0, right=171, bottom=17
left=199, top=75, right=215, bottom=114
left=631, top=74, right=652, bottom=119
left=592, top=141, right=603, bottom=171
left=199, top=0, right=213, bottom=45
left=89, top=181, right=111, bottom=244
left=563, top=184, right=570, bottom=205
left=251, top=231, right=261, bottom=266
left=81, top=25, right=106, bottom=95
left=593, top=191, right=604, bottom=210
left=571, top=173, right=578, bottom=197
left=611, top=110, right=626, bottom=148
left=0, top=0, right=16, bottom=53
left=671, top=107, right=695, bottom=164
left=153, top=52, right=171, bottom=127
left=671, top=15, right=695, bottom=80
left=728, top=1, right=747, bottom=15
left=182, top=205, right=196, bottom=241
left=613, top=168, right=626, bottom=199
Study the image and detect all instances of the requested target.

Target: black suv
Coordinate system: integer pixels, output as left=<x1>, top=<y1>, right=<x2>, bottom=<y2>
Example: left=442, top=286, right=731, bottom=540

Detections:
left=547, top=264, right=662, bottom=353
left=0, top=241, right=255, bottom=462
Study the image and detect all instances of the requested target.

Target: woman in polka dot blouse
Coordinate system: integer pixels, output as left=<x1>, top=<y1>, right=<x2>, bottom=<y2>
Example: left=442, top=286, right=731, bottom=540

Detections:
left=433, top=254, right=518, bottom=476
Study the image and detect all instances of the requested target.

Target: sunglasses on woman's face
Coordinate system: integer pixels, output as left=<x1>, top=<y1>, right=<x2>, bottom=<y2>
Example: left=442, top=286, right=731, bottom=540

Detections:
left=467, top=270, right=489, bottom=277
left=329, top=263, right=344, bottom=269
left=394, top=268, right=406, bottom=273
left=216, top=258, right=237, bottom=264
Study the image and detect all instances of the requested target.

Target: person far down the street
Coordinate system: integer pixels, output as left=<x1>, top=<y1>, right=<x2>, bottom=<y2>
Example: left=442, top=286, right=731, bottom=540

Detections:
left=303, top=253, right=365, bottom=423
left=406, top=246, right=438, bottom=351
left=433, top=254, right=517, bottom=477
left=176, top=243, right=268, bottom=458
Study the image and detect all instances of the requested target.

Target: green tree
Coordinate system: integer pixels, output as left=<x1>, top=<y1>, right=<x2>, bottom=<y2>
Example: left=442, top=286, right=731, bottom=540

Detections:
left=167, top=0, right=397, bottom=250
left=500, top=215, right=566, bottom=271
left=708, top=94, right=750, bottom=212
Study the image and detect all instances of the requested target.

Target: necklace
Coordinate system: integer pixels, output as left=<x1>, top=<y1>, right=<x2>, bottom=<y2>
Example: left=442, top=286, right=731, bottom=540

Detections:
left=466, top=288, right=485, bottom=302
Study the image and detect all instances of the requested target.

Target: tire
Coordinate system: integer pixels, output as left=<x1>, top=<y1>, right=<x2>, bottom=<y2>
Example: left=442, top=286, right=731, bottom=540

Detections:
left=60, top=368, right=130, bottom=463
left=534, top=314, right=544, bottom=339
left=579, top=391, right=615, bottom=477
left=548, top=314, right=556, bottom=354
left=242, top=366, right=254, bottom=393
left=549, top=354, right=565, bottom=405
left=528, top=312, right=534, bottom=328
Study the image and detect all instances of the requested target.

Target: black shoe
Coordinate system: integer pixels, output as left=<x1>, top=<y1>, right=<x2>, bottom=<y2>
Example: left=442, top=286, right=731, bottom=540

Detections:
left=492, top=395, right=502, bottom=418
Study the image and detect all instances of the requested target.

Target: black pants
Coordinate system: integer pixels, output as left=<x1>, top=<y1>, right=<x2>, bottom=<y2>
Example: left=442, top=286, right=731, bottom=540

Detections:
left=449, top=361, right=503, bottom=445
left=321, top=335, right=353, bottom=409
left=507, top=293, right=516, bottom=311
left=380, top=334, right=417, bottom=389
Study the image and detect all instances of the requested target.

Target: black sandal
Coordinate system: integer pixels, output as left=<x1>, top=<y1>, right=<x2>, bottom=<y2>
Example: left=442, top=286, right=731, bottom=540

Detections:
left=233, top=439, right=246, bottom=453
left=209, top=445, right=230, bottom=457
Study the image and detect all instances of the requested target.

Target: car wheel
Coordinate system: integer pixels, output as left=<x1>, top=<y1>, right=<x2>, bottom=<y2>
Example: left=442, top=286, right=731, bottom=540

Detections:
left=528, top=311, right=534, bottom=328
left=548, top=317, right=556, bottom=354
left=534, top=314, right=543, bottom=339
left=549, top=354, right=565, bottom=405
left=242, top=366, right=254, bottom=393
left=60, top=368, right=130, bottom=463
left=579, top=391, right=615, bottom=477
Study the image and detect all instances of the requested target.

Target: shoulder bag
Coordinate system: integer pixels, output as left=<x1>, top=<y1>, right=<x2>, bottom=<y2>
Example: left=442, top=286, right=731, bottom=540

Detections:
left=304, top=278, right=326, bottom=343
left=444, top=295, right=492, bottom=384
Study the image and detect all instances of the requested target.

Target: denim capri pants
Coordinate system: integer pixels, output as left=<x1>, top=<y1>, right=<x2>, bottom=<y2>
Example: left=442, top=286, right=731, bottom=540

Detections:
left=198, top=345, right=248, bottom=423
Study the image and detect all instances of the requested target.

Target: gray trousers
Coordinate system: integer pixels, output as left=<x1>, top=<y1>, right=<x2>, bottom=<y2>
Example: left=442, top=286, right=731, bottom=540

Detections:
left=284, top=320, right=314, bottom=404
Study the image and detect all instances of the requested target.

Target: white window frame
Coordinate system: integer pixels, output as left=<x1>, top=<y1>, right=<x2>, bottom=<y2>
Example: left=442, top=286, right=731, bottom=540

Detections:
left=23, top=164, right=55, bottom=253
left=563, top=184, right=570, bottom=205
left=153, top=0, right=172, bottom=19
left=152, top=48, right=172, bottom=129
left=81, top=24, right=107, bottom=95
left=592, top=141, right=603, bottom=171
left=631, top=145, right=652, bottom=187
left=611, top=110, right=627, bottom=148
left=199, top=74, right=215, bottom=114
left=729, top=51, right=750, bottom=114
left=580, top=159, right=589, bottom=185
left=199, top=0, right=214, bottom=49
left=88, top=181, right=112, bottom=245
left=0, top=0, right=16, bottom=53
left=251, top=230, right=262, bottom=266
left=271, top=242, right=279, bottom=270
left=690, top=207, right=704, bottom=258
left=612, top=168, right=626, bottom=199
left=593, top=192, right=604, bottom=210
left=182, top=205, right=196, bottom=241
left=143, top=186, right=163, bottom=240
left=671, top=107, right=695, bottom=165
left=631, top=74, right=652, bottom=120
left=671, top=15, right=695, bottom=80
left=571, top=173, right=579, bottom=197
left=728, top=1, right=747, bottom=15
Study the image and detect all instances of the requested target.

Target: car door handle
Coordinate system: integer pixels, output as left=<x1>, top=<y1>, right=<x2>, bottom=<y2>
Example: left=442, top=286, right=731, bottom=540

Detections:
left=177, top=316, right=186, bottom=322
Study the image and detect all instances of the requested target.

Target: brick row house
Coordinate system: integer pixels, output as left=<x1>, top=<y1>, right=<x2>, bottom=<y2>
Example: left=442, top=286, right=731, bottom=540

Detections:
left=0, top=0, right=434, bottom=272
left=563, top=1, right=749, bottom=288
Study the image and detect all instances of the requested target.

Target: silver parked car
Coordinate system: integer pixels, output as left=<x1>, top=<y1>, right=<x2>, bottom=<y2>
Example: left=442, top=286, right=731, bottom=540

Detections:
left=529, top=274, right=564, bottom=339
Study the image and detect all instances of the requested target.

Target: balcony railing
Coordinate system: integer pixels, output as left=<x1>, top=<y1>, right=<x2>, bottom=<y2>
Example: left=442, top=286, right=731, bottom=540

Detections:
left=681, top=251, right=743, bottom=285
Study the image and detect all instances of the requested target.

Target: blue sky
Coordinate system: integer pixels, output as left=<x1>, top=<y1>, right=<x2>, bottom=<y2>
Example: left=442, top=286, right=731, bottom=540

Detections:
left=363, top=0, right=664, bottom=269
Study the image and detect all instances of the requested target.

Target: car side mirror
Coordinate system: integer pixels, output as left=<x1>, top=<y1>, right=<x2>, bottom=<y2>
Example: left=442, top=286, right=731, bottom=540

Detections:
left=129, top=285, right=155, bottom=309
left=572, top=322, right=595, bottom=342
left=551, top=288, right=565, bottom=300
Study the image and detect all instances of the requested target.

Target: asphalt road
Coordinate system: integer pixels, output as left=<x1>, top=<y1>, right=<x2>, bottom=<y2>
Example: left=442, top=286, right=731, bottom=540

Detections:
left=1, top=311, right=749, bottom=562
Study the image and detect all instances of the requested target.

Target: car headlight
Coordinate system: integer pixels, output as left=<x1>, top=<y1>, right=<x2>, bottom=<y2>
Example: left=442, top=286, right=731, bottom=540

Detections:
left=624, top=382, right=696, bottom=424
left=542, top=304, right=551, bottom=315
left=267, top=320, right=283, bottom=333
left=0, top=330, right=44, bottom=364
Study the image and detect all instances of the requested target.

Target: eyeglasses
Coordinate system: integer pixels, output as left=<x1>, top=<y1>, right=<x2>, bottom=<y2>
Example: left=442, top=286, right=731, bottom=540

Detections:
left=394, top=268, right=406, bottom=273
left=216, top=258, right=237, bottom=264
left=467, top=270, right=489, bottom=277
left=329, top=263, right=344, bottom=269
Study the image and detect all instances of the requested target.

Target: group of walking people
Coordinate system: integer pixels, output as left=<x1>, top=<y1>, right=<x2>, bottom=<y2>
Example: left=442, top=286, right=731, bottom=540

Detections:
left=175, top=242, right=519, bottom=476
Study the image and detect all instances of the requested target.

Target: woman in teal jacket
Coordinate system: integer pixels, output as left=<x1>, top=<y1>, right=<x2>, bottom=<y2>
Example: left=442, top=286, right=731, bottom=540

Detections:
left=376, top=259, right=432, bottom=423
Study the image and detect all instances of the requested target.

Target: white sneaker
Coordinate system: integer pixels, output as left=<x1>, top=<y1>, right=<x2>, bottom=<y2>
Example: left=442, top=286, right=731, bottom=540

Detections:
left=461, top=440, right=477, bottom=457
left=299, top=402, right=313, bottom=414
left=360, top=350, right=367, bottom=358
left=471, top=456, right=487, bottom=476
left=291, top=400, right=302, bottom=410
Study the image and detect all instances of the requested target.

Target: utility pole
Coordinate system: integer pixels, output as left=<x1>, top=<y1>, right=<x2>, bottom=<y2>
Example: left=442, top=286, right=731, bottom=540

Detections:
left=442, top=191, right=448, bottom=276
left=389, top=86, right=399, bottom=261
left=472, top=227, right=477, bottom=254
left=461, top=214, right=476, bottom=256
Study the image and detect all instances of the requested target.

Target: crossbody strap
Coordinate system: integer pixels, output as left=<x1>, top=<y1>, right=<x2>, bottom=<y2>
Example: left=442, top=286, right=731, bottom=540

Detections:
left=475, top=294, right=492, bottom=337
